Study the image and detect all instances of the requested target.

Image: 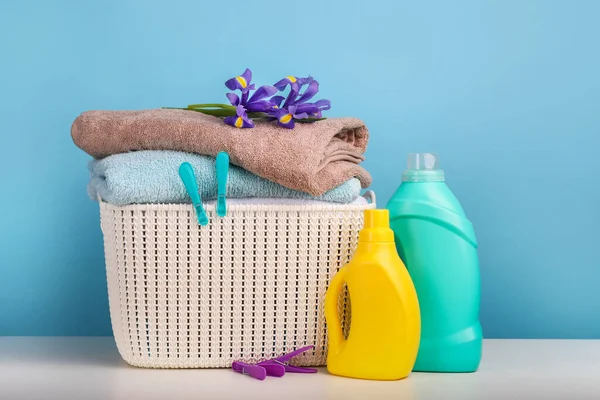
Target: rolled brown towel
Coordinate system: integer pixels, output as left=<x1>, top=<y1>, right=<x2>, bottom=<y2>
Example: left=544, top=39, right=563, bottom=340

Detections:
left=71, top=108, right=371, bottom=196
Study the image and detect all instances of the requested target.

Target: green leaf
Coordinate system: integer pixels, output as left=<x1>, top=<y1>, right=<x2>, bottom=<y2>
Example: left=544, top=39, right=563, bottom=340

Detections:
left=187, top=103, right=235, bottom=110
left=247, top=112, right=270, bottom=119
left=296, top=117, right=327, bottom=123
left=186, top=108, right=236, bottom=117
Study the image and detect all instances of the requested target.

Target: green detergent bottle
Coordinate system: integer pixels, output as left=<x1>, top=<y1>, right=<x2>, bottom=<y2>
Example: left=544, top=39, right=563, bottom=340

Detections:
left=386, top=153, right=482, bottom=372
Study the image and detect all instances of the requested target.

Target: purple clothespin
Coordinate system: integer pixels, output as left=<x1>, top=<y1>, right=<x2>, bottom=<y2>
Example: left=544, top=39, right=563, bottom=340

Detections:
left=258, top=345, right=318, bottom=374
left=232, top=361, right=286, bottom=380
left=232, top=361, right=268, bottom=381
left=231, top=345, right=317, bottom=380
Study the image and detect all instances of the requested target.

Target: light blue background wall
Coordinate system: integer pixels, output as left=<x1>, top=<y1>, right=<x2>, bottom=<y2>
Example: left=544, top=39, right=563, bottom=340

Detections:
left=1, top=0, right=598, bottom=338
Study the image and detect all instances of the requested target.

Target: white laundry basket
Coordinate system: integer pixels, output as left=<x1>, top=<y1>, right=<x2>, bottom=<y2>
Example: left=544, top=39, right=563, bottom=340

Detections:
left=100, top=192, right=375, bottom=368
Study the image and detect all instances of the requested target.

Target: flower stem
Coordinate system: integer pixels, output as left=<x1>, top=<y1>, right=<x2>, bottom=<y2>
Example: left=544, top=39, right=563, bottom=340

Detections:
left=247, top=112, right=271, bottom=118
left=187, top=103, right=235, bottom=109
left=296, top=117, right=327, bottom=123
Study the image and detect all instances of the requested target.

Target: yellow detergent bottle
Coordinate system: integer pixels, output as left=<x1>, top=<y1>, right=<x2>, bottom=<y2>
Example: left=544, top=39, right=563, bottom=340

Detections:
left=325, top=209, right=421, bottom=380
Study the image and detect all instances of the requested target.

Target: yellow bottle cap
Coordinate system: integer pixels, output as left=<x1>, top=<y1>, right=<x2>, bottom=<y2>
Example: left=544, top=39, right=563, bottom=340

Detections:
left=359, top=209, right=394, bottom=242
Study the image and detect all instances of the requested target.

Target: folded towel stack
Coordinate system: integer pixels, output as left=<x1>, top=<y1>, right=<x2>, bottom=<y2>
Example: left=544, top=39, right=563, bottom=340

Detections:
left=89, top=151, right=364, bottom=205
left=71, top=108, right=372, bottom=205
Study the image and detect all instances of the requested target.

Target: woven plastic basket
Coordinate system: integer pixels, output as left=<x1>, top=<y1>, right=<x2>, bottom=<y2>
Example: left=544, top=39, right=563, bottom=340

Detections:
left=100, top=192, right=375, bottom=368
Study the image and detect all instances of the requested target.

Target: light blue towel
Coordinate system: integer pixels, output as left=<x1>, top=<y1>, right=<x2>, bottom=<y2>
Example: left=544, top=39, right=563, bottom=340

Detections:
left=88, top=150, right=362, bottom=205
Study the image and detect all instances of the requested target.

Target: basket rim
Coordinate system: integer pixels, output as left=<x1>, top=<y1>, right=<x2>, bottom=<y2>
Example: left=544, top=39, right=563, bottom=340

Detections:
left=99, top=190, right=376, bottom=212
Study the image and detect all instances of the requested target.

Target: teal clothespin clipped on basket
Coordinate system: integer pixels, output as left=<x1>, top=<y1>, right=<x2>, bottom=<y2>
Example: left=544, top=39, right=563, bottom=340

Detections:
left=216, top=152, right=230, bottom=217
left=179, top=162, right=209, bottom=226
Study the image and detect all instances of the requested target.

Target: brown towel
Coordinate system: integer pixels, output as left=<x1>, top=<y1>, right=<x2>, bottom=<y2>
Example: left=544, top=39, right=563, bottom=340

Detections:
left=71, top=108, right=371, bottom=196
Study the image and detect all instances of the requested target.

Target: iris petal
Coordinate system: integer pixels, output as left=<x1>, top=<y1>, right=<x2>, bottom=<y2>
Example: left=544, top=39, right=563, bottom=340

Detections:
left=314, top=99, right=331, bottom=110
left=282, top=82, right=300, bottom=108
left=243, top=118, right=255, bottom=128
left=224, top=106, right=254, bottom=128
left=225, top=77, right=241, bottom=91
left=224, top=116, right=239, bottom=128
left=270, top=107, right=295, bottom=129
left=225, top=69, right=254, bottom=93
left=226, top=93, right=240, bottom=106
left=295, top=103, right=319, bottom=115
left=295, top=80, right=319, bottom=104
left=246, top=100, right=274, bottom=113
left=296, top=76, right=313, bottom=86
left=249, top=85, right=278, bottom=103
left=273, top=77, right=292, bottom=91
left=241, top=68, right=252, bottom=84
left=224, top=115, right=254, bottom=128
left=270, top=95, right=285, bottom=108
left=279, top=113, right=293, bottom=124
left=235, top=105, right=246, bottom=117
left=279, top=120, right=294, bottom=129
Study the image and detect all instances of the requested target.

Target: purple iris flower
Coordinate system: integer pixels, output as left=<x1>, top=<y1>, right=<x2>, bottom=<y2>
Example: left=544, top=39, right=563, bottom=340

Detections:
left=273, top=75, right=316, bottom=109
left=270, top=105, right=309, bottom=129
left=269, top=95, right=285, bottom=109
left=225, top=68, right=255, bottom=94
left=295, top=79, right=318, bottom=103
left=273, top=75, right=313, bottom=91
left=300, top=98, right=331, bottom=118
left=226, top=84, right=278, bottom=113
left=270, top=75, right=331, bottom=122
left=274, top=76, right=329, bottom=111
left=223, top=105, right=254, bottom=129
left=218, top=69, right=330, bottom=129
left=288, top=79, right=323, bottom=113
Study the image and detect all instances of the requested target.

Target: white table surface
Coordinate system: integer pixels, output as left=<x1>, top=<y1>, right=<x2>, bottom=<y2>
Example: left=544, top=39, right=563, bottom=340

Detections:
left=0, top=337, right=598, bottom=400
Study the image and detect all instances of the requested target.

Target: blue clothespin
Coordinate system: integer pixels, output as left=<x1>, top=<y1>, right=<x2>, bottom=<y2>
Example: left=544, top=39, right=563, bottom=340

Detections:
left=216, top=152, right=230, bottom=218
left=178, top=162, right=209, bottom=226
